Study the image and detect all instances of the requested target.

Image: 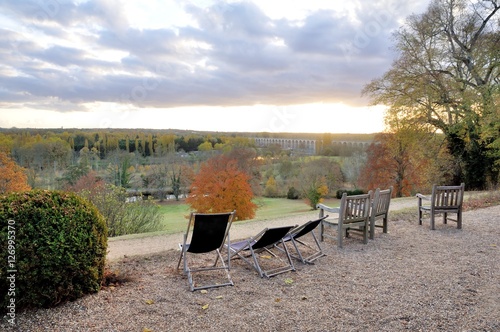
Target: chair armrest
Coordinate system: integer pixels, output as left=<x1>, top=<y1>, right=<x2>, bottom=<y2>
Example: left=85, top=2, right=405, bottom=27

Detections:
left=316, top=203, right=340, bottom=214
left=416, top=193, right=430, bottom=200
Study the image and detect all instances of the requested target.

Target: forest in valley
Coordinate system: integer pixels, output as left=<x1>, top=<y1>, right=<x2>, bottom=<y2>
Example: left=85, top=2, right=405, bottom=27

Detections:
left=0, top=127, right=372, bottom=196
left=0, top=127, right=378, bottom=236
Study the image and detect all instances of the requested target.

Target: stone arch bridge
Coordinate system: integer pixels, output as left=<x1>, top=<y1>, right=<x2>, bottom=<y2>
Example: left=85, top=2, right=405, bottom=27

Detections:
left=254, top=138, right=371, bottom=154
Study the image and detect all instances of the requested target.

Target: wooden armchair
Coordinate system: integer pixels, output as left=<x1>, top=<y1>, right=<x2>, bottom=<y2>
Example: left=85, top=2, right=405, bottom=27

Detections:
left=369, top=187, right=393, bottom=239
left=317, top=191, right=372, bottom=248
left=416, top=183, right=465, bottom=230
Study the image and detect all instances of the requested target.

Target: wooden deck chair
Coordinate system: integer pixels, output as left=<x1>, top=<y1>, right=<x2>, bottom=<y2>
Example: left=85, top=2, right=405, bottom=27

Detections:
left=369, top=187, right=393, bottom=239
left=318, top=191, right=372, bottom=248
left=228, top=225, right=296, bottom=278
left=276, top=216, right=328, bottom=264
left=176, top=211, right=235, bottom=291
left=417, top=183, right=465, bottom=230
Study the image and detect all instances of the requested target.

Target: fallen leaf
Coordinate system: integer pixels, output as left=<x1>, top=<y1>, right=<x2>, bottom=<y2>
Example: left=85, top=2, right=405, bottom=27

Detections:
left=144, top=299, right=154, bottom=305
left=200, top=290, right=208, bottom=294
left=275, top=298, right=281, bottom=302
left=201, top=304, right=209, bottom=310
left=284, top=278, right=294, bottom=285
left=215, top=295, right=223, bottom=299
left=260, top=255, right=272, bottom=259
left=143, top=328, right=153, bottom=332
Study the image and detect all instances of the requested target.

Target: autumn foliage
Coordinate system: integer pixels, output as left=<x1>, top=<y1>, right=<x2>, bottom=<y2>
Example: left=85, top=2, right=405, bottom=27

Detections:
left=358, top=132, right=429, bottom=197
left=0, top=152, right=31, bottom=193
left=186, top=154, right=257, bottom=220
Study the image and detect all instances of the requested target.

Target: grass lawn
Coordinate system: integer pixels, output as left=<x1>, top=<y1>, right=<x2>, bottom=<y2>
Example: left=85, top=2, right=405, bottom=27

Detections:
left=156, top=197, right=333, bottom=234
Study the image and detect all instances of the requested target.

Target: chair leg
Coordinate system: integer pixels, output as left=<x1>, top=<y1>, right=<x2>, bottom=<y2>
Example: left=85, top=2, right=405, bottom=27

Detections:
left=289, top=238, right=306, bottom=264
left=457, top=211, right=462, bottom=229
left=443, top=212, right=448, bottom=224
left=320, top=222, right=325, bottom=242
left=363, top=223, right=368, bottom=244
left=216, top=249, right=233, bottom=287
left=383, top=217, right=388, bottom=233
left=249, top=246, right=264, bottom=278
left=430, top=213, right=435, bottom=230
left=418, top=209, right=423, bottom=225
left=369, top=217, right=375, bottom=240
left=176, top=250, right=184, bottom=270
left=338, top=226, right=343, bottom=248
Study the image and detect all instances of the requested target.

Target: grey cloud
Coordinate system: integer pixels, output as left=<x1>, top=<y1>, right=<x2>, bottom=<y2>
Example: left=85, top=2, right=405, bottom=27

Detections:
left=284, top=10, right=354, bottom=55
left=0, top=0, right=431, bottom=111
left=98, top=28, right=179, bottom=56
left=35, top=46, right=86, bottom=66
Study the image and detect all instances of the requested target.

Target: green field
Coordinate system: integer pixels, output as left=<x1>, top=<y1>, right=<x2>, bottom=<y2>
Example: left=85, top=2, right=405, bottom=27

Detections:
left=156, top=197, right=339, bottom=234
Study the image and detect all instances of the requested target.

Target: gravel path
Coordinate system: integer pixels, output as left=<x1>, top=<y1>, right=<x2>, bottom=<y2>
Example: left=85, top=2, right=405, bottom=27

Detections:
left=3, top=202, right=499, bottom=332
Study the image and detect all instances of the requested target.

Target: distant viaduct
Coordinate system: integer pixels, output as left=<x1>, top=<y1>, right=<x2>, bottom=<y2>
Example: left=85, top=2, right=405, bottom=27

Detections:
left=254, top=137, right=372, bottom=154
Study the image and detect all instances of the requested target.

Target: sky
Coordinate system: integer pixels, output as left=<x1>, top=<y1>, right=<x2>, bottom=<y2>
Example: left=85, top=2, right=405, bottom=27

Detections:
left=0, top=0, right=431, bottom=134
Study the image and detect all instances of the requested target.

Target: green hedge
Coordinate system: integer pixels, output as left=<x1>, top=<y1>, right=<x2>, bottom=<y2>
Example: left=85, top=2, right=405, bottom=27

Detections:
left=335, top=189, right=366, bottom=199
left=0, top=190, right=107, bottom=312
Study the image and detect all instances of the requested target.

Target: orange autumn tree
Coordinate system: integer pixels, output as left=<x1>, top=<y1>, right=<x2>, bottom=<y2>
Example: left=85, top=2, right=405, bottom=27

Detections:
left=0, top=152, right=31, bottom=193
left=358, top=129, right=430, bottom=197
left=186, top=154, right=257, bottom=220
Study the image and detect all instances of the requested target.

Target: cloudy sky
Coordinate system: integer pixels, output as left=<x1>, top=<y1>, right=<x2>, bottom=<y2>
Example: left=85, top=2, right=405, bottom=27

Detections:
left=0, top=0, right=431, bottom=133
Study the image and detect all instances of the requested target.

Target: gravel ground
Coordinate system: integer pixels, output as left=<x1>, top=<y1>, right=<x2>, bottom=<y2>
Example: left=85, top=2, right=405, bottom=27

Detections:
left=2, top=204, right=499, bottom=332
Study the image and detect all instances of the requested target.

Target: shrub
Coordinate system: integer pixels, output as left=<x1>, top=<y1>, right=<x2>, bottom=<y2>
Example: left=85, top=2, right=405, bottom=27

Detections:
left=287, top=187, right=300, bottom=200
left=264, top=176, right=279, bottom=198
left=304, top=183, right=328, bottom=209
left=336, top=189, right=366, bottom=199
left=78, top=184, right=162, bottom=237
left=0, top=190, right=107, bottom=311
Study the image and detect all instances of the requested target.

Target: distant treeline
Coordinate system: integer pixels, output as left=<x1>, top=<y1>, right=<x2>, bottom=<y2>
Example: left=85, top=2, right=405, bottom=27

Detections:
left=0, top=128, right=375, bottom=161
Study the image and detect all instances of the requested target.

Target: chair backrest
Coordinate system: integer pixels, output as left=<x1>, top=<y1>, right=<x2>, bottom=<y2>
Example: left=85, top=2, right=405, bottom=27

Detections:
left=340, top=192, right=372, bottom=225
left=372, top=187, right=392, bottom=218
left=187, top=212, right=235, bottom=254
left=290, top=216, right=328, bottom=240
left=431, top=183, right=465, bottom=210
left=251, top=226, right=295, bottom=250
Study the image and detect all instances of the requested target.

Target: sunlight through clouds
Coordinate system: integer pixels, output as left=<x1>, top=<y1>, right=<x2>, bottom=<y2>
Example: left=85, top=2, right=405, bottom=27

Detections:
left=0, top=0, right=430, bottom=133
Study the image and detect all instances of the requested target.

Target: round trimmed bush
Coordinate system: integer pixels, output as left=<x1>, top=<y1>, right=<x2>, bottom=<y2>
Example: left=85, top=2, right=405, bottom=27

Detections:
left=0, top=190, right=107, bottom=311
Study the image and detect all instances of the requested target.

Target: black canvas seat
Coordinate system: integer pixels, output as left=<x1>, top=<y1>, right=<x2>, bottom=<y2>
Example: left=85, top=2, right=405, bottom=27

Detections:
left=176, top=211, right=235, bottom=291
left=228, top=225, right=296, bottom=278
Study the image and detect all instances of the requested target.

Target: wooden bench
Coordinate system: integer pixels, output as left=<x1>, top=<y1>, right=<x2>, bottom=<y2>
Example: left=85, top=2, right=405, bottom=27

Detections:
left=417, top=183, right=465, bottom=230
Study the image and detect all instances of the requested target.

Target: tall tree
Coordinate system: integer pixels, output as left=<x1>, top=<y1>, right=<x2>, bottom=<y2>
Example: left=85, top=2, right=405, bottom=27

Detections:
left=363, top=0, right=500, bottom=189
left=186, top=154, right=257, bottom=220
left=0, top=152, right=31, bottom=193
left=358, top=128, right=433, bottom=197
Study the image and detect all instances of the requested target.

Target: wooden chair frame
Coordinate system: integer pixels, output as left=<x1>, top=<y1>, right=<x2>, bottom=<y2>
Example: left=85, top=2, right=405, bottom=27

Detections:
left=318, top=191, right=372, bottom=248
left=417, top=183, right=465, bottom=230
left=369, top=187, right=393, bottom=239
